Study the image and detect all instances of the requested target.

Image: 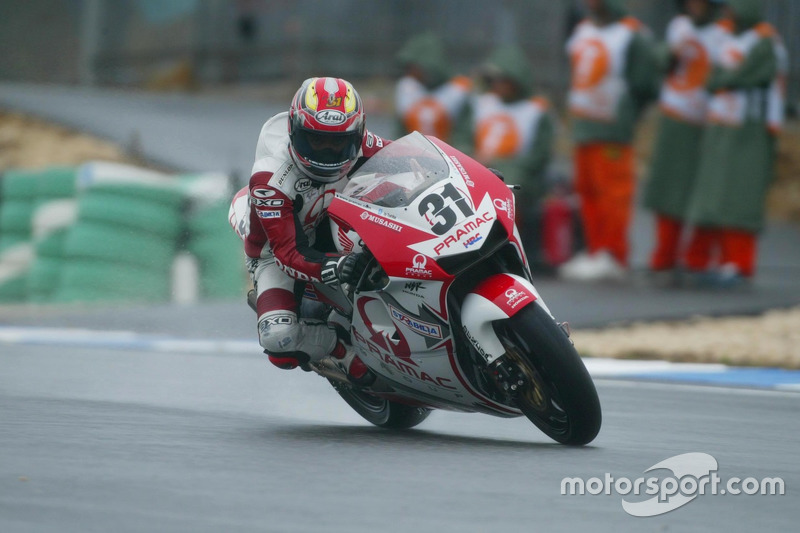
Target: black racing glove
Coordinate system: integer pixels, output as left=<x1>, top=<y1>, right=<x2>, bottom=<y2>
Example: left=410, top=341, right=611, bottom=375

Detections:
left=321, top=253, right=369, bottom=285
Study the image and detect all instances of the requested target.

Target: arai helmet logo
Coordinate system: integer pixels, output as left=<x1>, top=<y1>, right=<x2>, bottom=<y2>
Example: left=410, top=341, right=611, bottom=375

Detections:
left=316, top=109, right=346, bottom=125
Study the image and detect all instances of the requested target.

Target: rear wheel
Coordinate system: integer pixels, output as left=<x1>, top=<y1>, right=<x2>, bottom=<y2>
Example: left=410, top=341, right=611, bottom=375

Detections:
left=329, top=380, right=431, bottom=429
left=496, top=302, right=601, bottom=445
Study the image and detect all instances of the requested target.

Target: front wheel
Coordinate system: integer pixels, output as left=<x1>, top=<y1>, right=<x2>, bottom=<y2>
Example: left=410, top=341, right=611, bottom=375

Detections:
left=329, top=380, right=431, bottom=429
left=495, top=302, right=601, bottom=445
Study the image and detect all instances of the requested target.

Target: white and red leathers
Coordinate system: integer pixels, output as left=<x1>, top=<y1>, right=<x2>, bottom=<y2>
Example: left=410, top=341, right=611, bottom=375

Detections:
left=244, top=111, right=387, bottom=367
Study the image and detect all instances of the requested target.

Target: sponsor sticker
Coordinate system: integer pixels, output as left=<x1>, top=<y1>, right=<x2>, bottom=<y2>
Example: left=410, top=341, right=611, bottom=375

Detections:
left=295, top=178, right=313, bottom=193
left=432, top=212, right=493, bottom=255
left=410, top=194, right=497, bottom=258
left=450, top=155, right=475, bottom=187
left=462, top=325, right=488, bottom=359
left=275, top=258, right=319, bottom=282
left=494, top=198, right=515, bottom=220
left=504, top=288, right=529, bottom=309
left=274, top=163, right=294, bottom=188
left=360, top=211, right=403, bottom=232
left=251, top=188, right=275, bottom=199
left=402, top=281, right=426, bottom=298
left=257, top=210, right=281, bottom=219
left=463, top=234, right=483, bottom=248
left=252, top=198, right=284, bottom=207
left=337, top=226, right=355, bottom=253
left=261, top=315, right=294, bottom=327
left=405, top=254, right=433, bottom=278
left=389, top=305, right=442, bottom=339
left=315, top=109, right=347, bottom=125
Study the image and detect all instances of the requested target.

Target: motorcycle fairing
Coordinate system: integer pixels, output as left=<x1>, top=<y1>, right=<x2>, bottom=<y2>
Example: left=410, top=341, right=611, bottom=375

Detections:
left=324, top=133, right=543, bottom=414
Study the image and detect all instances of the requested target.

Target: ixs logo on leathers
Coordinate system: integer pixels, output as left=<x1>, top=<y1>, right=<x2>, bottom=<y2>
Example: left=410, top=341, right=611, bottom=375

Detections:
left=561, top=453, right=785, bottom=517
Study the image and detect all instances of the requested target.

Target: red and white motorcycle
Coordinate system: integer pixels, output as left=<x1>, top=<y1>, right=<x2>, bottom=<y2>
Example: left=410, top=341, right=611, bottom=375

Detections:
left=237, top=132, right=601, bottom=445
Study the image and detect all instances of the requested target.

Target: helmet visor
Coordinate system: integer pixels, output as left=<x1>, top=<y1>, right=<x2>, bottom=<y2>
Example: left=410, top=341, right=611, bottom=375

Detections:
left=292, top=128, right=362, bottom=172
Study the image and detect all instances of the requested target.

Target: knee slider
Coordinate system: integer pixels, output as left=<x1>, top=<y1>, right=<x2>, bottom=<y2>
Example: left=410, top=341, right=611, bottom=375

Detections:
left=258, top=314, right=298, bottom=352
left=265, top=351, right=310, bottom=370
left=258, top=313, right=308, bottom=369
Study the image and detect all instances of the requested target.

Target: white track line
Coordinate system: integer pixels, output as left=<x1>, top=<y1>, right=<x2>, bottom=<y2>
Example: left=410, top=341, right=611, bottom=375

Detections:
left=2, top=326, right=799, bottom=392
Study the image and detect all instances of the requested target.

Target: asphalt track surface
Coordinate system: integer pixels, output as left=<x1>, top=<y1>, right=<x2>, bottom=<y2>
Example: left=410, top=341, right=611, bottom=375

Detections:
left=1, top=84, right=799, bottom=531
left=2, top=320, right=799, bottom=533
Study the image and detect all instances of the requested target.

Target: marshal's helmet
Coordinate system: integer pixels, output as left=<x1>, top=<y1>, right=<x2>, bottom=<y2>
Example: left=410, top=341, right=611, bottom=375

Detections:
left=288, top=77, right=366, bottom=183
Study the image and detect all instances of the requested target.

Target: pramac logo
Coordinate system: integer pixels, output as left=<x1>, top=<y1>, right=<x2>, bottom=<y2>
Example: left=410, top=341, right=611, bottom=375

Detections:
left=405, top=254, right=433, bottom=279
left=504, top=288, right=530, bottom=309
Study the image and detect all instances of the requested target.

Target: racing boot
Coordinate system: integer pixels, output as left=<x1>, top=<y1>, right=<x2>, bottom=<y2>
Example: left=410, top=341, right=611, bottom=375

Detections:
left=331, top=341, right=376, bottom=386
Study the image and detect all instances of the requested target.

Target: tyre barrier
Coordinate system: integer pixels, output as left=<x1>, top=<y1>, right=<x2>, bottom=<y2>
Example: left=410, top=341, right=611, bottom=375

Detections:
left=0, top=169, right=41, bottom=253
left=0, top=163, right=245, bottom=304
left=37, top=166, right=77, bottom=199
left=54, top=259, right=171, bottom=303
left=27, top=255, right=61, bottom=303
left=0, top=273, right=28, bottom=301
left=76, top=193, right=183, bottom=239
left=0, top=243, right=35, bottom=303
left=185, top=200, right=246, bottom=300
left=28, top=181, right=79, bottom=300
left=0, top=169, right=42, bottom=300
left=2, top=168, right=42, bottom=200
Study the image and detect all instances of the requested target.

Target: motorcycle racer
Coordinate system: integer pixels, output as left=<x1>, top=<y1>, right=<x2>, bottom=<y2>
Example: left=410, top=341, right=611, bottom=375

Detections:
left=243, top=77, right=388, bottom=379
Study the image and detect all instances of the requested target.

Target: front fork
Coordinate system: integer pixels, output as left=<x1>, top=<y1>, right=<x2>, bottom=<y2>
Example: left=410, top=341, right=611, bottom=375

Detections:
left=460, top=273, right=569, bottom=399
left=460, top=273, right=549, bottom=365
left=487, top=358, right=527, bottom=396
left=487, top=321, right=572, bottom=402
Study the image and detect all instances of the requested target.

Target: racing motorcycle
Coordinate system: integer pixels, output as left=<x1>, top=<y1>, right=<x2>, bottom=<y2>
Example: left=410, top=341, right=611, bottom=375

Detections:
left=232, top=132, right=601, bottom=445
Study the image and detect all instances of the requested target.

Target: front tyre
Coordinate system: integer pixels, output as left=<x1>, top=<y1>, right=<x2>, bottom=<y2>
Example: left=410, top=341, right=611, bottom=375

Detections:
left=329, top=380, right=431, bottom=429
left=496, top=302, right=601, bottom=445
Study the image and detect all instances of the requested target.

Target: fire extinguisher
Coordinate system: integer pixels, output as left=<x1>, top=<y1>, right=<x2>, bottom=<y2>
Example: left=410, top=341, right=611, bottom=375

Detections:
left=541, top=187, right=574, bottom=267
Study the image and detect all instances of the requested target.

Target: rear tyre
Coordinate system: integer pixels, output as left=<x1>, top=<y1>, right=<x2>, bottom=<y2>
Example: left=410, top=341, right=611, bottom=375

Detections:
left=496, top=302, right=601, bottom=445
left=329, top=380, right=431, bottom=429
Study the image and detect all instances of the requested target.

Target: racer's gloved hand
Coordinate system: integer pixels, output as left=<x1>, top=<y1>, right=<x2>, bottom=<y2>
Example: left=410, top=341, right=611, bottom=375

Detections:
left=322, top=253, right=369, bottom=285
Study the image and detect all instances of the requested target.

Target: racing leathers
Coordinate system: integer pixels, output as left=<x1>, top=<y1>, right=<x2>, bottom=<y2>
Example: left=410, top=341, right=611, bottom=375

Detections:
left=243, top=112, right=387, bottom=369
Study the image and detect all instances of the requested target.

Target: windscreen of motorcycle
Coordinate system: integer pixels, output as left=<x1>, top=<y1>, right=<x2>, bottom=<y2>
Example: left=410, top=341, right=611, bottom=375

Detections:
left=342, top=132, right=450, bottom=209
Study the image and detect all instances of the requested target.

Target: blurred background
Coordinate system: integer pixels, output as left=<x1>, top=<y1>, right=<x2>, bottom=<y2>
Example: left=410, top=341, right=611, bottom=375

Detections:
left=2, top=5, right=800, bottom=532
left=0, top=0, right=798, bottom=321
left=1, top=0, right=797, bottom=102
